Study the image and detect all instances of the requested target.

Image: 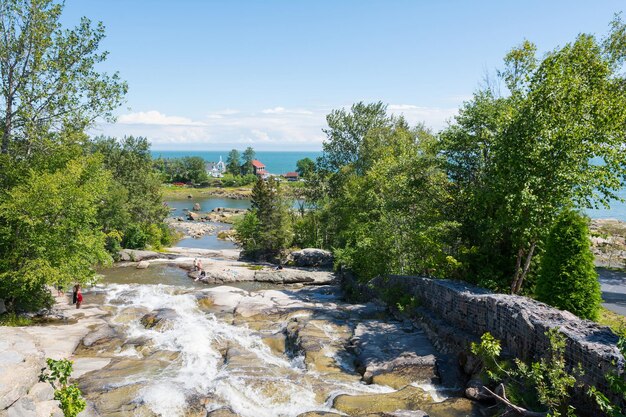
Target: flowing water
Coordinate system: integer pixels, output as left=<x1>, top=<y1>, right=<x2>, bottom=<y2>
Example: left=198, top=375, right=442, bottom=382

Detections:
left=76, top=264, right=470, bottom=417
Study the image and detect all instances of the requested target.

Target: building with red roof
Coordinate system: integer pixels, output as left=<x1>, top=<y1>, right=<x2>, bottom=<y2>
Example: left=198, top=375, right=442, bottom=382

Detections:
left=284, top=171, right=299, bottom=181
left=251, top=160, right=266, bottom=176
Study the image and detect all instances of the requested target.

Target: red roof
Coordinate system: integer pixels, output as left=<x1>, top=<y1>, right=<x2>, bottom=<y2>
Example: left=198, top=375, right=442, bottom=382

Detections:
left=252, top=160, right=265, bottom=168
left=285, top=172, right=299, bottom=177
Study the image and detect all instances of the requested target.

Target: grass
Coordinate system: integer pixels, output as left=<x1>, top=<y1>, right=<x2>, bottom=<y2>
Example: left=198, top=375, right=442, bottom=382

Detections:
left=161, top=184, right=252, bottom=199
left=245, top=264, right=264, bottom=270
left=0, top=312, right=34, bottom=327
left=598, top=307, right=626, bottom=336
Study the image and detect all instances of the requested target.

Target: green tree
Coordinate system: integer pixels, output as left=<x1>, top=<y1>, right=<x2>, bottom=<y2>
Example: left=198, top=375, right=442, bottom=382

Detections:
left=536, top=210, right=601, bottom=320
left=0, top=156, right=112, bottom=311
left=319, top=101, right=391, bottom=173
left=442, top=20, right=626, bottom=293
left=242, top=146, right=255, bottom=175
left=295, top=157, right=315, bottom=179
left=226, top=149, right=241, bottom=176
left=236, top=177, right=292, bottom=259
left=0, top=0, right=127, bottom=156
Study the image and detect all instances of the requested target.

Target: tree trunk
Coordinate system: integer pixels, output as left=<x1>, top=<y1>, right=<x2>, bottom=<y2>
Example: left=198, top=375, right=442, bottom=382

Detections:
left=511, top=241, right=536, bottom=294
left=510, top=248, right=524, bottom=294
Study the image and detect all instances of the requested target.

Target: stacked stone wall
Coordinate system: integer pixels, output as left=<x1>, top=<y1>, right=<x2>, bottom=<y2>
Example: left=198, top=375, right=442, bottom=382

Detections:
left=343, top=272, right=623, bottom=410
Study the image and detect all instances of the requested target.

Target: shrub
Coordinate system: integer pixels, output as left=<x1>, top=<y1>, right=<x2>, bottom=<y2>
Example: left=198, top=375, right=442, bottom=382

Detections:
left=39, top=358, right=86, bottom=417
left=535, top=209, right=601, bottom=320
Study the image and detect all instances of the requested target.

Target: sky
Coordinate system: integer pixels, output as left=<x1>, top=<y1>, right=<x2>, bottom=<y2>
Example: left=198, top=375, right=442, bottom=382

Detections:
left=61, top=0, right=625, bottom=151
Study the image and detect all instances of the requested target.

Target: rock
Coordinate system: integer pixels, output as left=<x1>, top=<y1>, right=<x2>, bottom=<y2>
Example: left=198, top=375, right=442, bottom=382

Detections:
left=193, top=203, right=201, bottom=211
left=424, top=397, right=482, bottom=417
left=136, top=261, right=150, bottom=269
left=187, top=194, right=193, bottom=199
left=465, top=379, right=491, bottom=402
left=297, top=413, right=343, bottom=417
left=6, top=397, right=36, bottom=417
left=140, top=308, right=178, bottom=331
left=333, top=386, right=431, bottom=415
left=288, top=248, right=333, bottom=268
left=207, top=407, right=240, bottom=416
left=118, top=249, right=162, bottom=262
left=352, top=321, right=438, bottom=389
left=188, top=211, right=200, bottom=221
left=0, top=328, right=44, bottom=410
left=26, top=382, right=54, bottom=402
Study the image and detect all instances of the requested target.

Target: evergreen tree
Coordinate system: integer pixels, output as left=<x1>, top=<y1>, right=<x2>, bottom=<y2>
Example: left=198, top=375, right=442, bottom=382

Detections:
left=535, top=210, right=601, bottom=320
left=236, top=177, right=292, bottom=259
left=226, top=149, right=241, bottom=176
left=242, top=147, right=256, bottom=175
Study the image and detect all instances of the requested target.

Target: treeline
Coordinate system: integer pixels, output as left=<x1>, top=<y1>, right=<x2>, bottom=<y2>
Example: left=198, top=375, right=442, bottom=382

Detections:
left=0, top=1, right=169, bottom=312
left=153, top=146, right=259, bottom=186
left=237, top=16, right=626, bottom=322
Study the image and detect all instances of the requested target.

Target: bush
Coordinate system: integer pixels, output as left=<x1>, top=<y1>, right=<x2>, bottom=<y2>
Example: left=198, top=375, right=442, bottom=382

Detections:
left=535, top=209, right=601, bottom=320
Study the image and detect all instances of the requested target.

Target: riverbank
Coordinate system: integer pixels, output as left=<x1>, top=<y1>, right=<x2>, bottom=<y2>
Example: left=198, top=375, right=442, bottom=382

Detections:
left=0, top=292, right=110, bottom=417
left=0, top=248, right=483, bottom=417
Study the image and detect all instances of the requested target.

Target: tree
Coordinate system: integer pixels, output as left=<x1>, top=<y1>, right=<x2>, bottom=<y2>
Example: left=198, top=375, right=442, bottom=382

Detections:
left=0, top=0, right=127, bottom=156
left=319, top=101, right=391, bottom=173
left=226, top=149, right=241, bottom=176
left=235, top=177, right=292, bottom=259
left=0, top=156, right=112, bottom=311
left=441, top=20, right=626, bottom=293
left=242, top=146, right=255, bottom=175
left=535, top=210, right=601, bottom=320
left=295, top=157, right=315, bottom=179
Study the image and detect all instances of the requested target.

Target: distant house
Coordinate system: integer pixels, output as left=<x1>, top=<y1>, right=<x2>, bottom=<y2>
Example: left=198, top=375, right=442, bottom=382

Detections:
left=206, top=156, right=226, bottom=178
left=284, top=171, right=299, bottom=181
left=251, top=160, right=266, bottom=176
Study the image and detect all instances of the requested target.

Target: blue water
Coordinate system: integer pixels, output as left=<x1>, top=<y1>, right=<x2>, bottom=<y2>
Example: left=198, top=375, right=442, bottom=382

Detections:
left=152, top=150, right=322, bottom=175
left=586, top=187, right=626, bottom=221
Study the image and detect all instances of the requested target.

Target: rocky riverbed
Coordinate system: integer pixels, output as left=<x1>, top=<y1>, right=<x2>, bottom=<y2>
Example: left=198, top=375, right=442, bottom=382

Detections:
left=0, top=249, right=482, bottom=417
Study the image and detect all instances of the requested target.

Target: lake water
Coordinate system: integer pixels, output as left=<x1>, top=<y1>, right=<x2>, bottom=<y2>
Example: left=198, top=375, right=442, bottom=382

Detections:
left=153, top=150, right=322, bottom=175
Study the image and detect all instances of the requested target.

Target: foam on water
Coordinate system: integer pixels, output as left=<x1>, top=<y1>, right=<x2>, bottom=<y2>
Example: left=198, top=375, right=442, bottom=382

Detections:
left=101, top=283, right=442, bottom=417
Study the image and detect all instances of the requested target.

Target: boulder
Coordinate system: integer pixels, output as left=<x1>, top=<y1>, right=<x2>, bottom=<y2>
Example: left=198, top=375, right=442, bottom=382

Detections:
left=118, top=249, right=162, bottom=262
left=288, top=248, right=333, bottom=268
left=187, top=211, right=200, bottom=221
left=136, top=261, right=149, bottom=269
left=207, top=407, right=240, bottom=416
left=352, top=321, right=438, bottom=389
left=333, top=385, right=431, bottom=415
left=140, top=308, right=178, bottom=331
left=193, top=203, right=201, bottom=211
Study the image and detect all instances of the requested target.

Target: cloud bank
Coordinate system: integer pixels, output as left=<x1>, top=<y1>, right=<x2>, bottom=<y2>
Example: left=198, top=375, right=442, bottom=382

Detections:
left=94, top=104, right=458, bottom=150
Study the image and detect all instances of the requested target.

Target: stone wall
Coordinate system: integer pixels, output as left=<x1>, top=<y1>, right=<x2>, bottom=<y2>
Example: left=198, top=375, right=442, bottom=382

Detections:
left=342, top=272, right=623, bottom=410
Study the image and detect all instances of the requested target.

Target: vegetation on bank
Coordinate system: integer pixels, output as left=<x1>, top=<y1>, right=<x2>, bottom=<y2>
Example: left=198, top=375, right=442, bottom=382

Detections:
left=0, top=1, right=170, bottom=312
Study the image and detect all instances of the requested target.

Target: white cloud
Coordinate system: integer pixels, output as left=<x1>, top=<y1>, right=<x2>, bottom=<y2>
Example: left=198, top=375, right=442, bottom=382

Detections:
left=117, top=110, right=204, bottom=126
left=96, top=104, right=458, bottom=150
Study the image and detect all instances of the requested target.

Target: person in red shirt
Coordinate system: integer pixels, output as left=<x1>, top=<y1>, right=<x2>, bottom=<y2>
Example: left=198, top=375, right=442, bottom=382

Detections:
left=76, top=284, right=83, bottom=309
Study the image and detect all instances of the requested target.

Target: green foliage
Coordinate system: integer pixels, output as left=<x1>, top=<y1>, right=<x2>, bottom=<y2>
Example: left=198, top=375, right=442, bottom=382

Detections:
left=226, top=149, right=241, bottom=175
left=536, top=210, right=601, bottom=320
left=40, top=358, right=86, bottom=417
left=0, top=0, right=127, bottom=156
left=441, top=20, right=626, bottom=293
left=153, top=156, right=209, bottom=184
left=220, top=173, right=257, bottom=187
left=295, top=157, right=315, bottom=179
left=235, top=177, right=292, bottom=259
left=0, top=156, right=112, bottom=311
left=0, top=312, right=33, bottom=326
left=304, top=103, right=458, bottom=281
left=588, top=335, right=626, bottom=417
left=242, top=147, right=256, bottom=175
left=472, top=330, right=582, bottom=416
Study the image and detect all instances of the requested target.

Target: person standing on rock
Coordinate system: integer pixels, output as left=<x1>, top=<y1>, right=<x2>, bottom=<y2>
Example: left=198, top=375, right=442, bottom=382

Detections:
left=72, top=284, right=78, bottom=304
left=197, top=259, right=202, bottom=271
left=76, top=285, right=83, bottom=309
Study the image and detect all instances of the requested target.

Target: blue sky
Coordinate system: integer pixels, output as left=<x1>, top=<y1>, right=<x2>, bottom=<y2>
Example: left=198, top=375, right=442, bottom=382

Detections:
left=61, top=0, right=624, bottom=150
